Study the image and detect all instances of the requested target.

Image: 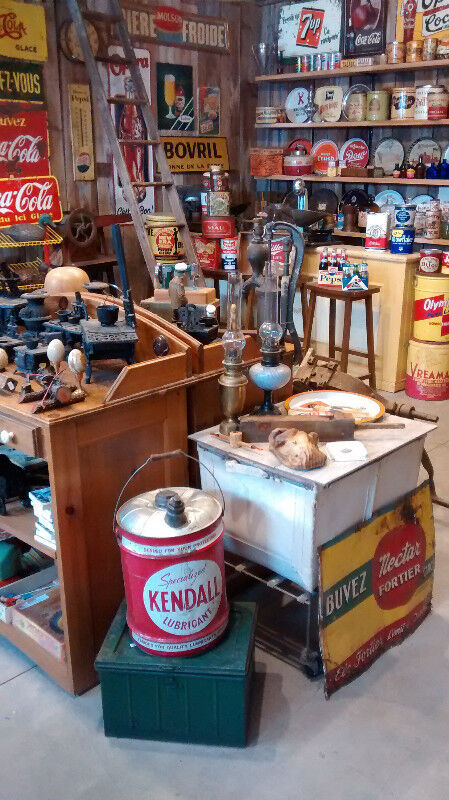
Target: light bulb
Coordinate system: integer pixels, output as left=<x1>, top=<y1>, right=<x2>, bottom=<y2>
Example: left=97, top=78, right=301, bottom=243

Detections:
left=259, top=320, right=282, bottom=351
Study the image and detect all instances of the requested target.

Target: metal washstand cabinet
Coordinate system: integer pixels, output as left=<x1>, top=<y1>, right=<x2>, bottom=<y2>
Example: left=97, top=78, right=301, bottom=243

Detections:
left=95, top=601, right=257, bottom=747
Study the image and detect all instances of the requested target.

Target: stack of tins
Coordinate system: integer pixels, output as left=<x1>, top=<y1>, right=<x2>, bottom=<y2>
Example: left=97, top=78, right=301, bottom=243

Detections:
left=200, top=166, right=237, bottom=270
left=115, top=487, right=229, bottom=656
left=406, top=273, right=449, bottom=400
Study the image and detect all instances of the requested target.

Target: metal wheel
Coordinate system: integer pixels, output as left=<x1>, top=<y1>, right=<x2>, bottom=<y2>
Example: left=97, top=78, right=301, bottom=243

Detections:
left=65, top=209, right=97, bottom=248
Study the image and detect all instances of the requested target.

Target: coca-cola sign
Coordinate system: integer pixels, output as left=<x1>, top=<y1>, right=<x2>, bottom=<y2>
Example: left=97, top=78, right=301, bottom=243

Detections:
left=343, top=0, right=386, bottom=56
left=0, top=176, right=62, bottom=227
left=0, top=107, right=49, bottom=178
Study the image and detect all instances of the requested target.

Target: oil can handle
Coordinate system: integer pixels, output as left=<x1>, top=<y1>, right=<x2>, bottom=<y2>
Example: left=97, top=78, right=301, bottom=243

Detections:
left=113, top=448, right=225, bottom=532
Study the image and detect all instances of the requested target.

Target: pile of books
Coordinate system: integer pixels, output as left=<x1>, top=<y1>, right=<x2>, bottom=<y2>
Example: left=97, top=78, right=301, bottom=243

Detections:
left=29, top=488, right=55, bottom=552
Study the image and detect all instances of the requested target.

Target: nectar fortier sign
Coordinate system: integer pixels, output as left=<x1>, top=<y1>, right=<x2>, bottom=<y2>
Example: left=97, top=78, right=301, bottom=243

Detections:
left=160, top=136, right=229, bottom=173
left=117, top=3, right=229, bottom=53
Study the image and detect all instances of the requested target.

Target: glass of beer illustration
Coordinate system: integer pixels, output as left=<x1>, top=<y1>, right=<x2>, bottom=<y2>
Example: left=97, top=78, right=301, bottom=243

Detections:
left=164, top=74, right=176, bottom=119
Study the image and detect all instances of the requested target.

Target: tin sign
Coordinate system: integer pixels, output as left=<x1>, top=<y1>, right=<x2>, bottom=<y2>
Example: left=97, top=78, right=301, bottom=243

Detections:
left=396, top=0, right=449, bottom=42
left=0, top=0, right=48, bottom=62
left=343, top=0, right=386, bottom=56
left=0, top=106, right=49, bottom=179
left=319, top=482, right=435, bottom=696
left=161, top=136, right=229, bottom=173
left=117, top=3, right=229, bottom=54
left=278, top=0, right=342, bottom=57
left=68, top=84, right=95, bottom=182
left=0, top=61, right=44, bottom=103
left=0, top=176, right=62, bottom=227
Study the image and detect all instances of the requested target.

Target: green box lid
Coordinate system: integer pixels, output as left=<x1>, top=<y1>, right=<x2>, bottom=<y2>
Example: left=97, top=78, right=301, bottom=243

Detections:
left=95, top=601, right=257, bottom=678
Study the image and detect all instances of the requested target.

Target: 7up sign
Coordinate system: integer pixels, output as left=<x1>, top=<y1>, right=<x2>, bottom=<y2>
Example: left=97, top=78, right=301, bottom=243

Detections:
left=278, top=0, right=342, bottom=57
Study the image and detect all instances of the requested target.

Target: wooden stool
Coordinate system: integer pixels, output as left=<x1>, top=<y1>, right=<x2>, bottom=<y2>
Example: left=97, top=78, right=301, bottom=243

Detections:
left=303, top=282, right=380, bottom=388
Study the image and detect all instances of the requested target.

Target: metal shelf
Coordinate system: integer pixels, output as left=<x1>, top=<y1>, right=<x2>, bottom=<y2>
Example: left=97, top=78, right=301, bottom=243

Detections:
left=0, top=226, right=63, bottom=249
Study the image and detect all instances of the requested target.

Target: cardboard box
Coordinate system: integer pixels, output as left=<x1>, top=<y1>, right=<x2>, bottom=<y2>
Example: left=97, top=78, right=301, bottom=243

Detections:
left=250, top=148, right=283, bottom=178
left=0, top=566, right=57, bottom=624
left=12, top=583, right=65, bottom=660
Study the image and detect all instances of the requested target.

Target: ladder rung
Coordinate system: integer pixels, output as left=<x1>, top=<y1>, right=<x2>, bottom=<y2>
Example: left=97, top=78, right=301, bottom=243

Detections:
left=96, top=55, right=132, bottom=66
left=132, top=181, right=174, bottom=187
left=83, top=10, right=122, bottom=23
left=119, top=139, right=159, bottom=146
left=107, top=97, right=146, bottom=106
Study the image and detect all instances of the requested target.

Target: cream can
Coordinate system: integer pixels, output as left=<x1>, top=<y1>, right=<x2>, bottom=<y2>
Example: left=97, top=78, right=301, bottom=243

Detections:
left=415, top=84, right=433, bottom=119
left=391, top=87, right=416, bottom=119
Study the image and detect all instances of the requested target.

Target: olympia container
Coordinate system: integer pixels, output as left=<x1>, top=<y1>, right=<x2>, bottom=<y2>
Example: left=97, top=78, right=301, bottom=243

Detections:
left=406, top=338, right=449, bottom=400
left=413, top=273, right=449, bottom=342
left=115, top=450, right=229, bottom=657
left=145, top=214, right=184, bottom=259
left=95, top=600, right=257, bottom=746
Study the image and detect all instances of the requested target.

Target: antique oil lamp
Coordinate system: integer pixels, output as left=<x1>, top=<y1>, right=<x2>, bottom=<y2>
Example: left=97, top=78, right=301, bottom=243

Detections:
left=218, top=271, right=247, bottom=434
left=249, top=250, right=291, bottom=415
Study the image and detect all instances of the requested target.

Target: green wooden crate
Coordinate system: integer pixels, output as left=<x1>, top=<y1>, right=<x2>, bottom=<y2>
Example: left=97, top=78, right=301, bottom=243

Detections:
left=95, top=601, right=257, bottom=747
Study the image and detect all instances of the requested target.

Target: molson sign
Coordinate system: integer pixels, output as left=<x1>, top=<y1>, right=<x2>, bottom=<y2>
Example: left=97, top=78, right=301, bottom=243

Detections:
left=118, top=3, right=229, bottom=53
left=0, top=176, right=62, bottom=227
left=0, top=0, right=47, bottom=62
left=0, top=107, right=49, bottom=178
left=319, top=482, right=435, bottom=696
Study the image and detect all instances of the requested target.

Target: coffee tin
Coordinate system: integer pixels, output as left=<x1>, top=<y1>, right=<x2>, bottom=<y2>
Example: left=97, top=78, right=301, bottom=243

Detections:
left=419, top=248, right=442, bottom=273
left=394, top=204, right=416, bottom=227
left=366, top=90, right=390, bottom=121
left=146, top=214, right=184, bottom=258
left=391, top=87, right=416, bottom=119
left=390, top=227, right=415, bottom=254
left=386, top=41, right=405, bottom=63
left=427, top=86, right=449, bottom=120
left=422, top=37, right=438, bottom=61
left=202, top=216, right=236, bottom=239
left=406, top=40, right=422, bottom=62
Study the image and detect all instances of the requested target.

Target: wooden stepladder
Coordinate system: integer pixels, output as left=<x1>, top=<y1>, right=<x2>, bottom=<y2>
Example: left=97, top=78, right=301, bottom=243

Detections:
left=64, top=0, right=204, bottom=286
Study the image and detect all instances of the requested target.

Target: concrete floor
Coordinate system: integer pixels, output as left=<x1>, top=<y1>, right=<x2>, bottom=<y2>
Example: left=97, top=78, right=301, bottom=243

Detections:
left=1, top=391, right=449, bottom=800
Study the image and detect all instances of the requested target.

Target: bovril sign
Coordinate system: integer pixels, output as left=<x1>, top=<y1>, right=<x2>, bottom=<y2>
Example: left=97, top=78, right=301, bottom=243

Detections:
left=119, top=3, right=229, bottom=53
left=160, top=136, right=229, bottom=174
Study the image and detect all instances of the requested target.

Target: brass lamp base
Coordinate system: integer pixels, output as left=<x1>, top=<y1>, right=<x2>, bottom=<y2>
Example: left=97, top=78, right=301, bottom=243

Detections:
left=218, top=360, right=248, bottom=434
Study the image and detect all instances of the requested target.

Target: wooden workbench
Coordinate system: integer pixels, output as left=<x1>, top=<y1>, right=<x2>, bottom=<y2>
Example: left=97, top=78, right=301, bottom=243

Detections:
left=301, top=246, right=420, bottom=393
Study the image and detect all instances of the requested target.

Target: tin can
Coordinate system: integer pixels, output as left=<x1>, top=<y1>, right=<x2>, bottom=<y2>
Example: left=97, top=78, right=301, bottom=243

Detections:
left=365, top=212, right=389, bottom=250
left=394, top=204, right=416, bottom=227
left=437, top=36, right=449, bottom=58
left=329, top=52, right=341, bottom=69
left=347, top=92, right=367, bottom=121
left=201, top=191, right=208, bottom=216
left=419, top=248, right=442, bottom=273
left=442, top=252, right=449, bottom=273
left=207, top=191, right=230, bottom=218
left=300, top=54, right=312, bottom=72
left=220, top=237, right=238, bottom=270
left=406, top=338, right=449, bottom=400
left=386, top=41, right=405, bottom=63
left=390, top=227, right=415, bottom=254
left=414, top=209, right=427, bottom=235
left=321, top=53, right=330, bottom=70
left=202, top=216, right=236, bottom=239
left=312, top=53, right=322, bottom=70
left=414, top=84, right=433, bottom=120
left=413, top=273, right=449, bottom=341
left=427, top=85, right=449, bottom=120
left=422, top=37, right=438, bottom=61
left=202, top=172, right=211, bottom=189
left=210, top=166, right=229, bottom=191
left=406, top=40, right=422, bottom=62
left=425, top=208, right=441, bottom=239
left=366, top=90, right=390, bottom=121
left=391, top=87, right=416, bottom=119
left=116, top=486, right=229, bottom=656
left=146, top=214, right=184, bottom=258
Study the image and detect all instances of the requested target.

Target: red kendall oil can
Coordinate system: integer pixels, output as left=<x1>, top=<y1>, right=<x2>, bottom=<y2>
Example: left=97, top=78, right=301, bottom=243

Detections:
left=116, top=486, right=228, bottom=656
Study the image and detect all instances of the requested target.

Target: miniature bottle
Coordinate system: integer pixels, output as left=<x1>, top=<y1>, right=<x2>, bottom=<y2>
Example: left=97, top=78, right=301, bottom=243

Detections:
left=399, top=162, right=408, bottom=178
left=406, top=163, right=416, bottom=179
left=426, top=162, right=439, bottom=179
left=439, top=158, right=449, bottom=179
left=392, top=163, right=401, bottom=178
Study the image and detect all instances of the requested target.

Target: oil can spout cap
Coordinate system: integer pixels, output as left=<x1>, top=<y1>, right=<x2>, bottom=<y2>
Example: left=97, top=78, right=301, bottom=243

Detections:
left=165, top=494, right=187, bottom=528
left=154, top=489, right=177, bottom=509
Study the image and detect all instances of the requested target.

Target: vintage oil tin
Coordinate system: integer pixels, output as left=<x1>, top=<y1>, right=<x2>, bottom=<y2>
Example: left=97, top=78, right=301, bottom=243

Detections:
left=202, top=216, right=236, bottom=239
left=419, top=248, right=442, bottom=273
left=116, top=487, right=229, bottom=656
left=414, top=273, right=449, bottom=341
left=414, top=84, right=433, bottom=119
left=391, top=87, right=416, bottom=119
left=366, top=90, right=390, bottom=121
left=146, top=214, right=184, bottom=258
left=390, top=227, right=415, bottom=254
left=405, top=338, right=449, bottom=400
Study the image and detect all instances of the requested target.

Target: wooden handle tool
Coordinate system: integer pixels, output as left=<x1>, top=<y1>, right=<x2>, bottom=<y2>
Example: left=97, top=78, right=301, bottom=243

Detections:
left=239, top=415, right=405, bottom=443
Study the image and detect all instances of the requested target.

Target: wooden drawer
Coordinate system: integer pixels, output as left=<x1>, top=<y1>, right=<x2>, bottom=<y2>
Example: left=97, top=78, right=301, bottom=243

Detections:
left=0, top=414, right=44, bottom=459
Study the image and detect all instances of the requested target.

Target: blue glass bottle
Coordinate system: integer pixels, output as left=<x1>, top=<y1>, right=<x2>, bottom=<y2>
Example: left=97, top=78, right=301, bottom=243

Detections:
left=439, top=159, right=449, bottom=179
left=426, top=162, right=439, bottom=180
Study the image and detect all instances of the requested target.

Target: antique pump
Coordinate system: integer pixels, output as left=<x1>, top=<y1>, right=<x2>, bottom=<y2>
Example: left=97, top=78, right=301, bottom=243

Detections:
left=249, top=220, right=305, bottom=415
left=219, top=271, right=247, bottom=433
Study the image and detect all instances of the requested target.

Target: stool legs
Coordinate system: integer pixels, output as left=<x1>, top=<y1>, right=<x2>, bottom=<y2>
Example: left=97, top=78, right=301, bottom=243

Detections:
left=303, top=291, right=316, bottom=351
left=328, top=298, right=336, bottom=359
left=340, top=299, right=352, bottom=372
left=300, top=284, right=309, bottom=328
left=365, top=295, right=377, bottom=389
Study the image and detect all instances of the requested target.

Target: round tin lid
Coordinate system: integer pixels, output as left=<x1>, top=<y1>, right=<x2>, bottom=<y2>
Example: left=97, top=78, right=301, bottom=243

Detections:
left=373, top=137, right=405, bottom=176
left=117, top=487, right=222, bottom=539
left=339, top=138, right=369, bottom=168
left=285, top=87, right=309, bottom=123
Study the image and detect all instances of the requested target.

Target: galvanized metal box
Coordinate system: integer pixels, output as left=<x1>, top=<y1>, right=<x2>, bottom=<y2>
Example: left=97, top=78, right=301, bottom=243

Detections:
left=95, top=600, right=257, bottom=747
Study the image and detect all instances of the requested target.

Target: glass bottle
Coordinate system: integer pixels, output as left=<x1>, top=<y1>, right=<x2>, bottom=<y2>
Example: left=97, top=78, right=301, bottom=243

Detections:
left=399, top=162, right=408, bottom=178
left=392, top=163, right=401, bottom=178
left=426, top=162, right=439, bottom=179
left=414, top=155, right=426, bottom=179
left=221, top=271, right=246, bottom=364
left=439, top=158, right=449, bottom=179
